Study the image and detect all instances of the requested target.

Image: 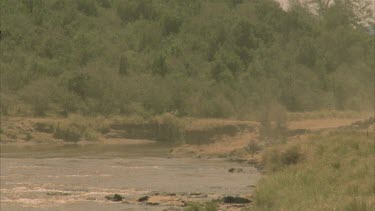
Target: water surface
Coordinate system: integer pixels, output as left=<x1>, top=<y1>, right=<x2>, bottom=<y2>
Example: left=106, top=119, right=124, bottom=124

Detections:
left=0, top=142, right=260, bottom=210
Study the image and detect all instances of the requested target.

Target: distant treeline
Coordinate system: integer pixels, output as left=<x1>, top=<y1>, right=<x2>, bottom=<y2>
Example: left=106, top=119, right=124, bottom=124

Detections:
left=1, top=0, right=373, bottom=118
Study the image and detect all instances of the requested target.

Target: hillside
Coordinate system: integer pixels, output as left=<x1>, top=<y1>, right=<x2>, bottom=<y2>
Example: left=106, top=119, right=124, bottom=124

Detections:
left=1, top=0, right=374, bottom=119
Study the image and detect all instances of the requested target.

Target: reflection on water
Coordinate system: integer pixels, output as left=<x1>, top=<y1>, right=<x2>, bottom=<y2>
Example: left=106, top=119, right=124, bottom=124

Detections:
left=0, top=142, right=260, bottom=211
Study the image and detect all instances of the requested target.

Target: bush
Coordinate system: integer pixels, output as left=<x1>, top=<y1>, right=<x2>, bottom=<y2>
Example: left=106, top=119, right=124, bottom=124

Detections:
left=152, top=113, right=185, bottom=144
left=96, top=0, right=112, bottom=8
left=21, top=78, right=57, bottom=116
left=53, top=116, right=100, bottom=142
left=116, top=0, right=157, bottom=23
left=281, top=145, right=303, bottom=165
left=161, top=13, right=182, bottom=35
left=246, top=140, right=262, bottom=157
left=77, top=0, right=98, bottom=16
left=262, top=145, right=304, bottom=172
left=34, top=122, right=54, bottom=133
left=54, top=123, right=83, bottom=142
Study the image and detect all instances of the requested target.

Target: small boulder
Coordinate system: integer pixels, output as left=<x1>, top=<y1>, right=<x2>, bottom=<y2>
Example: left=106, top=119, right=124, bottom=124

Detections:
left=228, top=168, right=235, bottom=173
left=222, top=196, right=251, bottom=204
left=105, top=194, right=124, bottom=202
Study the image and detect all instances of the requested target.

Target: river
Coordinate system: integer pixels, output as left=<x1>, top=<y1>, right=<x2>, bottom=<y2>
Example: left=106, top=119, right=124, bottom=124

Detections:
left=0, top=141, right=260, bottom=210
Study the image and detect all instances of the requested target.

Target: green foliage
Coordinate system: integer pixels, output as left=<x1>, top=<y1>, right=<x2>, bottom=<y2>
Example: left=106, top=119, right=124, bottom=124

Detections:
left=54, top=123, right=83, bottom=142
left=20, top=78, right=57, bottom=116
left=160, top=13, right=182, bottom=35
left=76, top=0, right=98, bottom=16
left=152, top=113, right=185, bottom=144
left=96, top=0, right=112, bottom=8
left=116, top=0, right=157, bottom=23
left=118, top=55, right=129, bottom=75
left=281, top=145, right=303, bottom=165
left=53, top=116, right=100, bottom=142
left=151, top=54, right=168, bottom=77
left=262, top=145, right=304, bottom=172
left=1, top=0, right=373, bottom=118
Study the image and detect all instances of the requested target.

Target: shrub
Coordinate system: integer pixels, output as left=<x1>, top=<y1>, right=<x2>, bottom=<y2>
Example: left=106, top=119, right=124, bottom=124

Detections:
left=118, top=55, right=129, bottom=75
left=116, top=0, right=157, bottom=23
left=54, top=123, right=83, bottom=142
left=53, top=116, right=100, bottom=142
left=77, top=0, right=98, bottom=16
left=21, top=78, right=57, bottom=116
left=0, top=94, right=11, bottom=115
left=246, top=140, right=262, bottom=157
left=151, top=54, right=168, bottom=77
left=262, top=145, right=304, bottom=172
left=152, top=113, right=185, bottom=144
left=34, top=122, right=54, bottom=133
left=96, top=0, right=112, bottom=8
left=281, top=145, right=303, bottom=165
left=161, top=14, right=182, bottom=35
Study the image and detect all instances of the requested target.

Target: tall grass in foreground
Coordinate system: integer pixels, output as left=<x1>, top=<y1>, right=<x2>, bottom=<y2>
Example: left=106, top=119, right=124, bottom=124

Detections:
left=251, top=129, right=374, bottom=211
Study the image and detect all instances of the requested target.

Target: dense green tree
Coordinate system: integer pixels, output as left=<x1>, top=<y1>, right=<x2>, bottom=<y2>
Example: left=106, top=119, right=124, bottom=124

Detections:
left=0, top=0, right=373, bottom=118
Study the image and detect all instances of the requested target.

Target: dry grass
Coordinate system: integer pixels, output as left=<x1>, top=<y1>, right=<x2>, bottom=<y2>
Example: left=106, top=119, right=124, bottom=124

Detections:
left=171, top=132, right=259, bottom=158
left=288, top=118, right=365, bottom=131
left=287, top=110, right=372, bottom=121
left=251, top=129, right=375, bottom=211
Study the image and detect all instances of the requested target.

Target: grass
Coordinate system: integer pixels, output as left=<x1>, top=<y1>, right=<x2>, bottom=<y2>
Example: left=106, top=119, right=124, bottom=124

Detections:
left=251, top=129, right=374, bottom=211
left=184, top=201, right=219, bottom=211
left=287, top=110, right=372, bottom=121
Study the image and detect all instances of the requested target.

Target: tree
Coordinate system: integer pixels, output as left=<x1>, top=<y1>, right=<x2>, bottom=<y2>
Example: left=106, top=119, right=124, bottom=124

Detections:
left=119, top=55, right=129, bottom=75
left=151, top=55, right=168, bottom=77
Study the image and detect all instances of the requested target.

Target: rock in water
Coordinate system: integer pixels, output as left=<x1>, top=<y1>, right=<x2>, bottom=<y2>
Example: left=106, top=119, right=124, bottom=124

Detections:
left=222, top=196, right=251, bottom=204
left=228, top=168, right=243, bottom=173
left=105, top=194, right=124, bottom=202
left=138, top=195, right=149, bottom=202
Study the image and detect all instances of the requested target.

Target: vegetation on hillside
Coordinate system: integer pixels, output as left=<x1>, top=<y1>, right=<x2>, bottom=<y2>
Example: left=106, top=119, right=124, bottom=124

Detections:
left=1, top=0, right=373, bottom=118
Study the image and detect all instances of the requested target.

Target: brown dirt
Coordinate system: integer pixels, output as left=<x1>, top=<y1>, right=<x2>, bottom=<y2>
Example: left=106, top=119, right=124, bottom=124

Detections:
left=288, top=118, right=364, bottom=131
left=185, top=118, right=258, bottom=131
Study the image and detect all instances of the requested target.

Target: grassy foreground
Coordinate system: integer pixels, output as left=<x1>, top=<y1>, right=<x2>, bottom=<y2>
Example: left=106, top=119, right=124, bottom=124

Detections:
left=252, top=129, right=374, bottom=211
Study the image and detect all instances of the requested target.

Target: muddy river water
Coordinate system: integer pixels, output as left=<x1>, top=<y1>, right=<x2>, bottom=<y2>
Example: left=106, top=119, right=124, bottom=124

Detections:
left=0, top=142, right=260, bottom=210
